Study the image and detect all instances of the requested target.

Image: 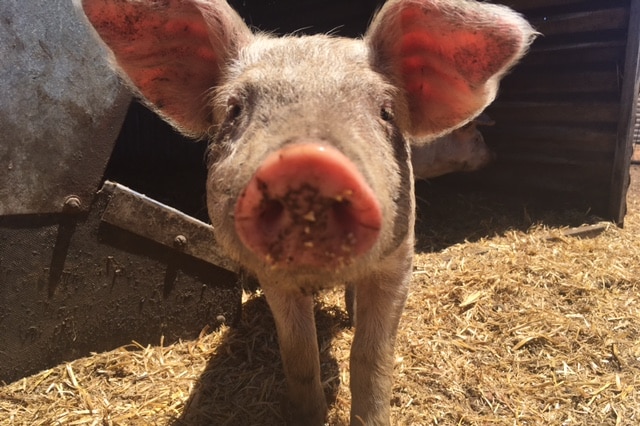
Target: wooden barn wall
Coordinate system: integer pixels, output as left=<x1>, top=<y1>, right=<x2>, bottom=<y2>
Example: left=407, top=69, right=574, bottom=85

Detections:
left=222, top=1, right=640, bottom=222
left=611, top=0, right=640, bottom=224
left=476, top=0, right=640, bottom=222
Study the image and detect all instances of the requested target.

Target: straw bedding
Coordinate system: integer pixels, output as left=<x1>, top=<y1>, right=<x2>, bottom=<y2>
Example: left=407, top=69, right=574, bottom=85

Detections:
left=2, top=167, right=639, bottom=425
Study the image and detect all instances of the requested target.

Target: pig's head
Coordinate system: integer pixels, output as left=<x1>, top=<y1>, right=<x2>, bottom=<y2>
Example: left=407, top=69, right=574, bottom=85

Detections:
left=444, top=113, right=497, bottom=173
left=78, top=0, right=535, bottom=288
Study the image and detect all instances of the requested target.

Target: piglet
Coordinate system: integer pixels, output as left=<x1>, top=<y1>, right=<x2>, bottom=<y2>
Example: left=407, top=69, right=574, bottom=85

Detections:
left=77, top=0, right=535, bottom=424
left=412, top=113, right=497, bottom=180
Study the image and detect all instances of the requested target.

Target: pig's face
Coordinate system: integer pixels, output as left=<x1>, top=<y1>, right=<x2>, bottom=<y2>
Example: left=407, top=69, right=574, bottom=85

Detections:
left=439, top=122, right=495, bottom=172
left=206, top=37, right=413, bottom=288
left=77, top=0, right=535, bottom=293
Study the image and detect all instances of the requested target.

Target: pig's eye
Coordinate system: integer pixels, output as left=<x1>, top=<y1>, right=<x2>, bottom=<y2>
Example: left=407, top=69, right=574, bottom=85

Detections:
left=226, top=97, right=243, bottom=122
left=380, top=104, right=394, bottom=123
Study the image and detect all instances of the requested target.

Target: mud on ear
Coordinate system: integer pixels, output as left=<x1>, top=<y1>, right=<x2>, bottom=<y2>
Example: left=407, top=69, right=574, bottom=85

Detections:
left=366, top=0, right=536, bottom=137
left=77, top=0, right=252, bottom=138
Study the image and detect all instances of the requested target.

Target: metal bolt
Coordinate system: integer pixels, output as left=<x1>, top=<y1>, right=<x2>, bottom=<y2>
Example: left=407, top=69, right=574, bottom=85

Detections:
left=174, top=234, right=188, bottom=249
left=63, top=195, right=82, bottom=212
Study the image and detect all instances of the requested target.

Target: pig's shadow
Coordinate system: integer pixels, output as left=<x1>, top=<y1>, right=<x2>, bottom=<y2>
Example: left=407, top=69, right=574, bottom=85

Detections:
left=172, top=292, right=349, bottom=426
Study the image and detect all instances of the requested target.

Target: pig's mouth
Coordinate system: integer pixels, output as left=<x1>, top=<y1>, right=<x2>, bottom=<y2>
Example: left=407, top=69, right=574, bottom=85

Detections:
left=233, top=143, right=382, bottom=270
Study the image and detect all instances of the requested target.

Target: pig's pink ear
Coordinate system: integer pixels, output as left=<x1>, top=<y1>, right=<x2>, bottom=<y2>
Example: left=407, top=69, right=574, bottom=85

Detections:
left=366, top=0, right=535, bottom=137
left=79, top=0, right=252, bottom=138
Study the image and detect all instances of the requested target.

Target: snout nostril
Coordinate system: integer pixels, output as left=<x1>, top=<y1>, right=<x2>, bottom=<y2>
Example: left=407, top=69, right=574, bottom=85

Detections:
left=259, top=199, right=285, bottom=235
left=331, top=200, right=356, bottom=229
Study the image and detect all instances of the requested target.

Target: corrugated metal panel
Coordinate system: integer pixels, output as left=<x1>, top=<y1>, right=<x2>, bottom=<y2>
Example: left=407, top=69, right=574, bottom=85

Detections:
left=0, top=0, right=131, bottom=216
left=0, top=182, right=241, bottom=383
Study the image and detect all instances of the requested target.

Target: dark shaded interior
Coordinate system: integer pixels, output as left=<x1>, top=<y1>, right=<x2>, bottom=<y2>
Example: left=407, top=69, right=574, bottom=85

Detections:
left=103, top=0, right=636, bottom=235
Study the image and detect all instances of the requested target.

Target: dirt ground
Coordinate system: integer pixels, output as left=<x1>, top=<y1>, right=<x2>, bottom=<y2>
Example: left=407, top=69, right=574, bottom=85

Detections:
left=1, top=166, right=639, bottom=425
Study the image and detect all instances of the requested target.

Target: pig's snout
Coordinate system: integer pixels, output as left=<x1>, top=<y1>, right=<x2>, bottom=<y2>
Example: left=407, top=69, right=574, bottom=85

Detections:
left=234, top=143, right=382, bottom=268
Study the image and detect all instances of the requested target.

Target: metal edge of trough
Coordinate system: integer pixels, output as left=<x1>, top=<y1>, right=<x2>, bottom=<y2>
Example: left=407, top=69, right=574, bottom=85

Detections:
left=100, top=180, right=238, bottom=273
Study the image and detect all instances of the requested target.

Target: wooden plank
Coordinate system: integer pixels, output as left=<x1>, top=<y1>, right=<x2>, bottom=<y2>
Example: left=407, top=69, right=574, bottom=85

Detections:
left=506, top=156, right=613, bottom=174
left=496, top=145, right=612, bottom=163
left=522, top=41, right=626, bottom=66
left=495, top=150, right=612, bottom=168
left=549, top=223, right=610, bottom=240
left=489, top=143, right=614, bottom=162
left=609, top=0, right=640, bottom=224
left=487, top=102, right=620, bottom=124
left=484, top=125, right=616, bottom=153
left=480, top=162, right=610, bottom=194
left=531, top=8, right=629, bottom=36
left=501, top=70, right=620, bottom=95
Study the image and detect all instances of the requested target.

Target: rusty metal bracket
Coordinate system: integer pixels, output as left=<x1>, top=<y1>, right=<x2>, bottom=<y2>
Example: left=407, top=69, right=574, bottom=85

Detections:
left=100, top=181, right=238, bottom=273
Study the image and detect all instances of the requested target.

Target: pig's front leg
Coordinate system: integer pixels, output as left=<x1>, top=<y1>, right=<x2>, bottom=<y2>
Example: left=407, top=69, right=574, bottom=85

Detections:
left=261, top=284, right=327, bottom=425
left=349, top=246, right=412, bottom=426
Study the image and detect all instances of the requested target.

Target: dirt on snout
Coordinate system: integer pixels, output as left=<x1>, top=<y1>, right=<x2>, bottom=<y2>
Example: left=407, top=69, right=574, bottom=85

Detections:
left=257, top=183, right=358, bottom=267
